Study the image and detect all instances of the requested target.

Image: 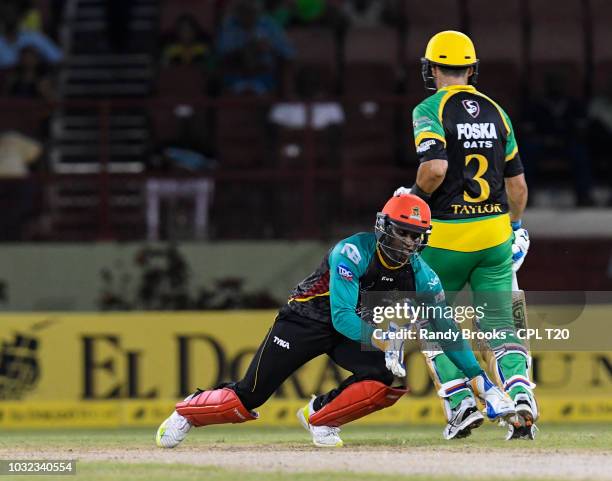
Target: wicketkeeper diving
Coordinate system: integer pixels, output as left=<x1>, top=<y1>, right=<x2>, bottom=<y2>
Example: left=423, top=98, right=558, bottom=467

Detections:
left=156, top=194, right=516, bottom=448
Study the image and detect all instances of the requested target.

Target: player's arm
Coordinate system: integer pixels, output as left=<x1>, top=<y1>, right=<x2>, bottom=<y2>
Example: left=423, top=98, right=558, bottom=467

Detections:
left=501, top=109, right=531, bottom=270
left=506, top=174, right=528, bottom=223
left=416, top=159, right=448, bottom=197
left=410, top=102, right=449, bottom=200
left=328, top=244, right=375, bottom=344
left=501, top=108, right=528, bottom=224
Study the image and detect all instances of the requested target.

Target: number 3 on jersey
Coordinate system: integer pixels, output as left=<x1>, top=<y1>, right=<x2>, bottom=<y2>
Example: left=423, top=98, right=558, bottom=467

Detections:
left=464, top=154, right=490, bottom=203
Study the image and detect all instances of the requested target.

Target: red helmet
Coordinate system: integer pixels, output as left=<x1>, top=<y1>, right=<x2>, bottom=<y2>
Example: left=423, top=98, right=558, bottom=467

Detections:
left=375, top=194, right=432, bottom=264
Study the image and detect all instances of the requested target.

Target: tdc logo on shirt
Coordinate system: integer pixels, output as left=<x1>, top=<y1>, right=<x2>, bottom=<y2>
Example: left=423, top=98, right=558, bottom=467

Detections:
left=337, top=263, right=354, bottom=281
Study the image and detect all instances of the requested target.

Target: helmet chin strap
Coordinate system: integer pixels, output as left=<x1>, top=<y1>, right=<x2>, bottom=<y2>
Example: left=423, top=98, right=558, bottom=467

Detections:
left=376, top=243, right=411, bottom=269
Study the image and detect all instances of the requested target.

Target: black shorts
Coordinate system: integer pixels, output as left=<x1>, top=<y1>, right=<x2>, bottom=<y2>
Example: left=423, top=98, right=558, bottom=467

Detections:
left=230, top=306, right=393, bottom=411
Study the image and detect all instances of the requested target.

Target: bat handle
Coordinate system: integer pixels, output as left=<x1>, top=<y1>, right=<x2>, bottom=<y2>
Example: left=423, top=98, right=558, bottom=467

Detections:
left=511, top=271, right=519, bottom=292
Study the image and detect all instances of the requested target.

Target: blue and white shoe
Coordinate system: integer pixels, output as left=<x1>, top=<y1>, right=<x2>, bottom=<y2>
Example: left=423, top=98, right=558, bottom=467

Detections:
left=469, top=372, right=516, bottom=422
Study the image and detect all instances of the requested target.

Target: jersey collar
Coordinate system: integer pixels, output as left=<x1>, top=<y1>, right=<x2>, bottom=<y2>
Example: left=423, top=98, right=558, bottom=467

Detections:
left=438, top=85, right=476, bottom=93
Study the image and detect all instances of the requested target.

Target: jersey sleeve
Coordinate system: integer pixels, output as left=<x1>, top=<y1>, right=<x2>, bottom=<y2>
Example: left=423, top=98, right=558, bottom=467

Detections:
left=412, top=100, right=448, bottom=163
left=328, top=240, right=374, bottom=344
left=500, top=109, right=524, bottom=177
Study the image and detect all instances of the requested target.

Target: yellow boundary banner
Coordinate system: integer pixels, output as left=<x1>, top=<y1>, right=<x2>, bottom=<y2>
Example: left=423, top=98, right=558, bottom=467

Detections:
left=1, top=397, right=612, bottom=429
left=1, top=312, right=611, bottom=429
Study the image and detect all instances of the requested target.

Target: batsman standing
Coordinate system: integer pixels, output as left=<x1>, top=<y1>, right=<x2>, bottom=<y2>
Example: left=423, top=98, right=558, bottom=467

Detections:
left=395, top=31, right=537, bottom=440
left=156, top=195, right=514, bottom=449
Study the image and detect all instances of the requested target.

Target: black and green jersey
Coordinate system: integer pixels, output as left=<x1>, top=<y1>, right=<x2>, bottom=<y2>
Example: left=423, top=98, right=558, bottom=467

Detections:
left=412, top=85, right=524, bottom=220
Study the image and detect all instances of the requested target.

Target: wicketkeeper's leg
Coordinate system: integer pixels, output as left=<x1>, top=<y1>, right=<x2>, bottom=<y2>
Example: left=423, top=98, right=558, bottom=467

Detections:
left=307, top=336, right=407, bottom=427
left=157, top=309, right=331, bottom=447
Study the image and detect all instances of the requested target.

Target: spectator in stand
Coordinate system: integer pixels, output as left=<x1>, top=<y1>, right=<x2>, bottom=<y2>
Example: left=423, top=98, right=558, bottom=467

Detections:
left=0, top=131, right=42, bottom=241
left=264, top=0, right=294, bottom=28
left=162, top=14, right=214, bottom=68
left=341, top=0, right=399, bottom=28
left=4, top=46, right=57, bottom=101
left=0, top=3, right=63, bottom=68
left=294, top=0, right=327, bottom=23
left=217, top=0, right=294, bottom=95
left=293, top=0, right=346, bottom=30
left=17, top=0, right=43, bottom=32
left=520, top=73, right=594, bottom=207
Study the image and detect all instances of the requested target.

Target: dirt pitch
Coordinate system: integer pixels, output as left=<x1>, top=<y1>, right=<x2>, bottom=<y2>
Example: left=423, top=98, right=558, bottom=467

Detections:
left=5, top=444, right=612, bottom=480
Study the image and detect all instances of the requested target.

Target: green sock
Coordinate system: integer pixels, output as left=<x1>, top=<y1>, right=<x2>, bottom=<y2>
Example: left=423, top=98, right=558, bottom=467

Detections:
left=498, top=352, right=530, bottom=399
left=432, top=354, right=475, bottom=409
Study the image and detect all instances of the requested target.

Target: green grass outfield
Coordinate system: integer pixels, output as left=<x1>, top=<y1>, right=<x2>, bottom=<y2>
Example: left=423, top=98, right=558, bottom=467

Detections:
left=2, top=423, right=611, bottom=481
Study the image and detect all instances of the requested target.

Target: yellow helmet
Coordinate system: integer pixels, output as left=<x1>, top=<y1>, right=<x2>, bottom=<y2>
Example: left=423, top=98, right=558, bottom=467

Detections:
left=421, top=30, right=479, bottom=90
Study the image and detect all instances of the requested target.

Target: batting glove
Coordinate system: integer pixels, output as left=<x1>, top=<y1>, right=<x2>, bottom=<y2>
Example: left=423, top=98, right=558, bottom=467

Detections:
left=511, top=228, right=530, bottom=272
left=393, top=186, right=412, bottom=197
left=383, top=322, right=407, bottom=378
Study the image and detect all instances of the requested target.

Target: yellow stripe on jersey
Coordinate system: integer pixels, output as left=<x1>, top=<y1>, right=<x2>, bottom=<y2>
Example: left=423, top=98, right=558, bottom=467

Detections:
left=505, top=145, right=518, bottom=161
left=428, top=214, right=512, bottom=252
left=437, top=85, right=477, bottom=121
left=415, top=131, right=447, bottom=147
left=289, top=291, right=330, bottom=303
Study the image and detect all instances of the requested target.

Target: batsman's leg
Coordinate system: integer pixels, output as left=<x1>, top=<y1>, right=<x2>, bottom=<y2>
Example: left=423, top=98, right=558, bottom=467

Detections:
left=470, top=240, right=539, bottom=440
left=424, top=351, right=484, bottom=439
left=419, top=246, right=484, bottom=439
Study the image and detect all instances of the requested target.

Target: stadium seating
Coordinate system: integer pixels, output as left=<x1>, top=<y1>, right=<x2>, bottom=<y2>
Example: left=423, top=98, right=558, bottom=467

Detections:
left=288, top=27, right=339, bottom=90
left=529, top=0, right=584, bottom=95
left=591, top=0, right=612, bottom=92
left=590, top=0, right=612, bottom=64
left=156, top=65, right=208, bottom=97
left=215, top=103, right=269, bottom=168
left=403, top=0, right=462, bottom=62
left=467, top=0, right=522, bottom=64
left=344, top=27, right=399, bottom=95
left=159, top=0, right=217, bottom=34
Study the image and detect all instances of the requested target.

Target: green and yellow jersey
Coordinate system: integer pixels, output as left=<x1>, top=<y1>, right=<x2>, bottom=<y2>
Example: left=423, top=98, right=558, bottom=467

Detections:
left=412, top=85, right=524, bottom=252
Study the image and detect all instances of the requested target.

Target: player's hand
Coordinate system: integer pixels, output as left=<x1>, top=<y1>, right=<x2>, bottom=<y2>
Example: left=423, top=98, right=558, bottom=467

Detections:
left=371, top=323, right=407, bottom=377
left=393, top=186, right=412, bottom=197
left=382, top=322, right=407, bottom=378
left=511, top=228, right=530, bottom=272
